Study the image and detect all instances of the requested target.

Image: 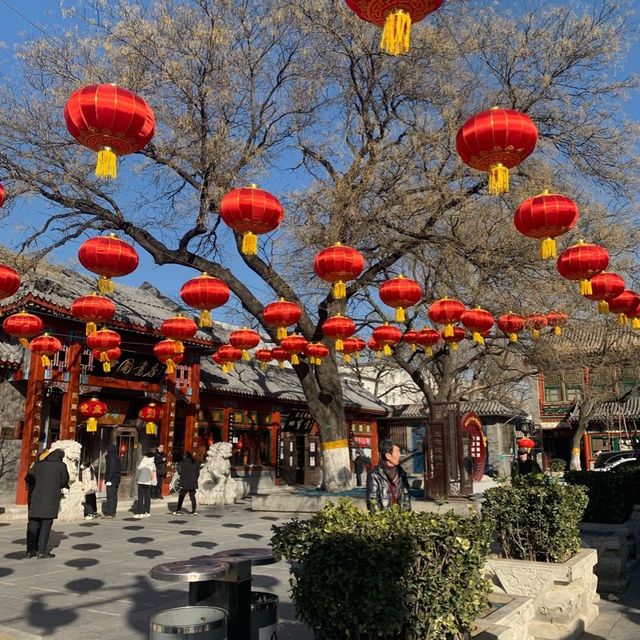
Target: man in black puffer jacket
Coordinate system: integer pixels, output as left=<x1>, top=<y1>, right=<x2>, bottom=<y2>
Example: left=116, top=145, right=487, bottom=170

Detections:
left=366, top=439, right=411, bottom=513
left=104, top=444, right=122, bottom=518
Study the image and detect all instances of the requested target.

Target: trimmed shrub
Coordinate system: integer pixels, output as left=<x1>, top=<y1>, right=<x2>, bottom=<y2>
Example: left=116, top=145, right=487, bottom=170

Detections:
left=550, top=458, right=566, bottom=472
left=481, top=474, right=588, bottom=562
left=270, top=499, right=490, bottom=640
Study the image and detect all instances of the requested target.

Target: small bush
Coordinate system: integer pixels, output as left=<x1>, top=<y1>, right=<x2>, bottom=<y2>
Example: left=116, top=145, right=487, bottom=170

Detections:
left=271, top=499, right=490, bottom=640
left=481, top=474, right=588, bottom=563
left=550, top=458, right=566, bottom=472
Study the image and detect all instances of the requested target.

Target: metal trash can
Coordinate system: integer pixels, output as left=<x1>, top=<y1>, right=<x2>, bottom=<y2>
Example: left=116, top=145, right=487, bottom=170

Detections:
left=251, top=591, right=278, bottom=640
left=150, top=606, right=227, bottom=640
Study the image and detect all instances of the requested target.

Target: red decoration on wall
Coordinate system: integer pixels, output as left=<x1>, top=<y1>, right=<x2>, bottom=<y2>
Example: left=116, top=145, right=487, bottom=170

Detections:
left=556, top=240, right=610, bottom=296
left=379, top=275, right=422, bottom=322
left=161, top=314, right=199, bottom=353
left=229, top=327, right=261, bottom=361
left=281, top=334, right=309, bottom=365
left=460, top=307, right=494, bottom=345
left=546, top=311, right=569, bottom=336
left=3, top=311, right=44, bottom=346
left=179, top=273, right=230, bottom=328
left=322, top=314, right=356, bottom=351
left=0, top=263, right=20, bottom=299
left=306, top=342, right=330, bottom=366
left=78, top=397, right=108, bottom=433
left=154, top=339, right=183, bottom=374
left=263, top=299, right=302, bottom=341
left=29, top=333, right=62, bottom=368
left=607, top=290, right=640, bottom=326
left=87, top=329, right=122, bottom=372
left=313, top=243, right=364, bottom=299
left=428, top=298, right=465, bottom=338
left=78, top=234, right=139, bottom=293
left=372, top=323, right=402, bottom=356
left=64, top=83, right=155, bottom=179
left=526, top=314, right=548, bottom=340
left=441, top=326, right=465, bottom=351
left=497, top=313, right=526, bottom=343
left=416, top=328, right=441, bottom=356
left=585, top=272, right=626, bottom=314
left=456, top=108, right=538, bottom=194
left=71, top=293, right=116, bottom=335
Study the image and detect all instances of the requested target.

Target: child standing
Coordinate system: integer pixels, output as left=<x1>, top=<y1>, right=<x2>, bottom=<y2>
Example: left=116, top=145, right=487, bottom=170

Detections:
left=80, top=460, right=98, bottom=520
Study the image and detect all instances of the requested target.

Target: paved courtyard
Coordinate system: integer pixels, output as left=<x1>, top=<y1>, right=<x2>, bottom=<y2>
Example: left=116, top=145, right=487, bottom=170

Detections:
left=0, top=498, right=312, bottom=639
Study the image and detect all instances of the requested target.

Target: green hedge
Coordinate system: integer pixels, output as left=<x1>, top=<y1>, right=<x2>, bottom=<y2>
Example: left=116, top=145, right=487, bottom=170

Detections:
left=565, top=467, right=640, bottom=524
left=271, top=499, right=490, bottom=640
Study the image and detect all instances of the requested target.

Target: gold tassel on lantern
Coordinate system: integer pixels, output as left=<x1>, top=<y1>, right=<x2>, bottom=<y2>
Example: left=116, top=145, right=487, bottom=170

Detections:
left=554, top=326, right=562, bottom=336
left=315, top=358, right=322, bottom=366
left=291, top=354, right=300, bottom=365
left=472, top=332, right=485, bottom=345
left=632, top=318, right=640, bottom=330
left=278, top=360, right=285, bottom=369
left=375, top=350, right=382, bottom=359
left=598, top=300, right=609, bottom=314
left=488, top=163, right=509, bottom=195
left=19, top=338, right=29, bottom=347
left=260, top=362, right=268, bottom=371
left=532, top=329, right=540, bottom=340
left=335, top=338, right=344, bottom=352
left=425, top=346, right=433, bottom=357
left=198, top=309, right=213, bottom=328
left=103, top=361, right=111, bottom=373
left=450, top=342, right=459, bottom=351
left=617, top=314, right=627, bottom=326
left=97, top=276, right=115, bottom=294
left=579, top=279, right=592, bottom=296
left=96, top=146, right=117, bottom=179
left=85, top=322, right=97, bottom=336
left=411, top=344, right=416, bottom=352
left=277, top=327, right=287, bottom=340
left=86, top=418, right=97, bottom=432
left=509, top=333, right=518, bottom=343
left=242, top=350, right=250, bottom=361
left=383, top=344, right=392, bottom=356
left=540, top=238, right=557, bottom=260
left=166, top=358, right=176, bottom=374
left=40, top=355, right=50, bottom=367
left=380, top=8, right=411, bottom=56
left=443, top=324, right=454, bottom=338
left=333, top=281, right=346, bottom=299
left=145, top=422, right=157, bottom=435
left=241, top=231, right=258, bottom=256
left=395, top=307, right=406, bottom=322
left=175, top=341, right=185, bottom=354
left=344, top=353, right=351, bottom=364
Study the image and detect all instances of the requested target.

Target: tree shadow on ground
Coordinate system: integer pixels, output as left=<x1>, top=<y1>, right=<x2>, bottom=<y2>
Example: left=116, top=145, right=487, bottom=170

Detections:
left=65, top=557, right=99, bottom=570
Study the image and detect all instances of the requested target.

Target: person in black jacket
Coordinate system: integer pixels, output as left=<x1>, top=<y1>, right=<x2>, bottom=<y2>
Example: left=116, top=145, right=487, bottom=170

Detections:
left=25, top=449, right=69, bottom=559
left=354, top=450, right=366, bottom=487
left=172, top=452, right=199, bottom=515
left=366, top=440, right=411, bottom=512
left=104, top=444, right=122, bottom=518
left=153, top=444, right=167, bottom=499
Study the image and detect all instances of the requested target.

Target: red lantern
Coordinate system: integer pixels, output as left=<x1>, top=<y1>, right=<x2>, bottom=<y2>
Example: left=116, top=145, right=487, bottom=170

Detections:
left=263, top=299, right=302, bottom=341
left=322, top=314, right=356, bottom=351
left=514, top=191, right=579, bottom=259
left=342, top=337, right=366, bottom=363
left=281, top=334, right=309, bottom=366
left=70, top=293, right=116, bottom=336
left=518, top=437, right=535, bottom=451
left=229, top=327, right=261, bottom=361
left=92, top=346, right=121, bottom=368
left=367, top=336, right=383, bottom=358
left=219, top=185, right=284, bottom=255
left=64, top=83, right=155, bottom=179
left=161, top=314, right=198, bottom=353
left=379, top=275, right=422, bottom=322
left=216, top=344, right=243, bottom=373
left=179, top=273, right=230, bottom=328
left=78, top=234, right=139, bottom=293
left=546, top=311, right=569, bottom=336
left=306, top=342, right=330, bottom=366
left=314, top=243, right=365, bottom=299
left=460, top=307, right=494, bottom=345
left=401, top=330, right=420, bottom=352
left=346, top=0, right=444, bottom=55
left=78, top=397, right=108, bottom=433
left=556, top=240, right=609, bottom=296
left=527, top=314, right=548, bottom=340
left=372, top=323, right=402, bottom=356
left=271, top=346, right=290, bottom=369
left=497, top=313, right=526, bottom=343
left=3, top=311, right=44, bottom=346
left=441, top=327, right=465, bottom=351
left=139, top=402, right=164, bottom=435
left=585, top=272, right=626, bottom=314
left=456, top=108, right=538, bottom=194
left=0, top=263, right=20, bottom=299
left=416, top=328, right=441, bottom=356
left=428, top=298, right=465, bottom=338
left=154, top=339, right=183, bottom=374
left=254, top=348, right=273, bottom=370
left=29, top=333, right=62, bottom=368
left=87, top=329, right=121, bottom=372
left=0, top=183, right=4, bottom=207
left=626, top=306, right=640, bottom=330
left=607, top=290, right=640, bottom=326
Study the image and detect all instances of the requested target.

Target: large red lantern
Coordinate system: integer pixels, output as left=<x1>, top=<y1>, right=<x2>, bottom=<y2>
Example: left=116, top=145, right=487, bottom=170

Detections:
left=254, top=348, right=273, bottom=370
left=87, top=329, right=122, bottom=372
left=527, top=314, right=548, bottom=340
left=0, top=263, right=20, bottom=299
left=518, top=437, right=535, bottom=451
left=416, top=328, right=441, bottom=356
left=92, top=346, right=121, bottom=368
left=460, top=307, right=494, bottom=345
left=229, top=327, right=261, bottom=361
left=3, top=311, right=44, bottom=346
left=585, top=272, right=626, bottom=314
left=428, top=298, right=465, bottom=338
left=497, top=313, right=526, bottom=343
left=608, top=290, right=640, bottom=326
left=154, top=339, right=183, bottom=374
left=322, top=314, right=356, bottom=351
left=372, top=323, right=402, bottom=356
left=71, top=293, right=116, bottom=336
left=219, top=185, right=284, bottom=255
left=556, top=240, right=609, bottom=296
left=161, top=314, right=198, bottom=353
left=346, top=0, right=444, bottom=55
left=78, top=397, right=108, bottom=433
left=281, top=334, right=309, bottom=365
left=379, top=275, right=422, bottom=322
left=314, top=243, right=365, bottom=299
left=546, top=311, right=569, bottom=336
left=263, top=299, right=302, bottom=341
left=341, top=337, right=367, bottom=363
left=29, top=333, right=62, bottom=368
left=139, top=402, right=164, bottom=435
left=64, top=83, right=155, bottom=179
left=271, top=346, right=290, bottom=369
left=306, top=342, right=330, bottom=366
left=367, top=336, right=383, bottom=358
left=442, top=327, right=465, bottom=351
left=401, top=330, right=420, bottom=352
left=513, top=191, right=579, bottom=259
left=179, top=273, right=230, bottom=328
left=215, top=344, right=243, bottom=373
left=456, top=108, right=538, bottom=194
left=78, top=234, right=139, bottom=294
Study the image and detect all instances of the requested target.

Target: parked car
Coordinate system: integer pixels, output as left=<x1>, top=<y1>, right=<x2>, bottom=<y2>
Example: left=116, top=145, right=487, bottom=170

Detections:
left=593, top=450, right=640, bottom=472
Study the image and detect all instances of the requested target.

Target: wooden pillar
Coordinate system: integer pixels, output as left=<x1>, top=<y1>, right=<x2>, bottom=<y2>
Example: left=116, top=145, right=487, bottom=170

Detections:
left=161, top=375, right=176, bottom=491
left=183, top=361, right=201, bottom=459
left=59, top=342, right=82, bottom=441
left=371, top=419, right=379, bottom=466
left=222, top=407, right=232, bottom=442
left=15, top=352, right=45, bottom=505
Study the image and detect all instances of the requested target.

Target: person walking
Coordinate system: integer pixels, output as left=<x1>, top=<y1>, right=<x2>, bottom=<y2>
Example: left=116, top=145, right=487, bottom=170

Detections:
left=354, top=450, right=366, bottom=487
left=25, top=449, right=69, bottom=559
left=104, top=444, right=122, bottom=519
left=153, top=444, right=167, bottom=499
left=512, top=449, right=542, bottom=478
left=172, top=452, right=199, bottom=516
left=366, top=439, right=411, bottom=512
left=80, top=460, right=98, bottom=520
left=135, top=451, right=157, bottom=518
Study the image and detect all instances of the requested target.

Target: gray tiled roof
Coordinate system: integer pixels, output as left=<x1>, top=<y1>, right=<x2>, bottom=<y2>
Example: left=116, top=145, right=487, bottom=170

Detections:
left=385, top=400, right=526, bottom=420
left=566, top=395, right=640, bottom=421
left=0, top=343, right=23, bottom=367
left=200, top=359, right=388, bottom=414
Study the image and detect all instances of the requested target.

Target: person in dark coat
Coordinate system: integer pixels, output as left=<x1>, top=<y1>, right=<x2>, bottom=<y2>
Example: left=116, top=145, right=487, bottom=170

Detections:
left=366, top=439, right=411, bottom=512
left=25, top=449, right=69, bottom=559
left=512, top=449, right=542, bottom=478
left=172, top=452, right=199, bottom=515
left=354, top=451, right=366, bottom=487
left=153, top=444, right=167, bottom=499
left=104, top=444, right=122, bottom=518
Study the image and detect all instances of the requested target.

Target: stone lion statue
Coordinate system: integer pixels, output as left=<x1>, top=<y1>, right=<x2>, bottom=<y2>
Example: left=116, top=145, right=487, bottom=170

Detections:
left=50, top=439, right=84, bottom=521
left=196, top=442, right=238, bottom=506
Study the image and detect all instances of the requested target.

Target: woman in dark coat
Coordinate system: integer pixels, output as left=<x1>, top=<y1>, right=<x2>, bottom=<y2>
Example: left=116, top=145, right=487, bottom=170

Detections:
left=25, top=449, right=69, bottom=559
left=172, top=452, right=199, bottom=516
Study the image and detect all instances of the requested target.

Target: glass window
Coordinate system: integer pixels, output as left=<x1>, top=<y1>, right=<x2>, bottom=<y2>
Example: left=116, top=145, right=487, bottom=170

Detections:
left=565, top=385, right=583, bottom=402
left=544, top=386, right=562, bottom=402
left=231, top=427, right=271, bottom=467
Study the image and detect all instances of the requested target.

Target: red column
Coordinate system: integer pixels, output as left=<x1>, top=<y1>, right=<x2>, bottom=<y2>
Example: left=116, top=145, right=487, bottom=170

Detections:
left=183, top=361, right=201, bottom=460
left=15, top=352, right=45, bottom=505
left=59, top=343, right=82, bottom=440
left=371, top=419, right=379, bottom=466
left=160, top=375, right=176, bottom=493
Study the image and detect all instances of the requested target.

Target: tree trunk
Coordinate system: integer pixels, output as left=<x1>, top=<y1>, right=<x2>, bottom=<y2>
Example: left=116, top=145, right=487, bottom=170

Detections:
left=570, top=420, right=587, bottom=471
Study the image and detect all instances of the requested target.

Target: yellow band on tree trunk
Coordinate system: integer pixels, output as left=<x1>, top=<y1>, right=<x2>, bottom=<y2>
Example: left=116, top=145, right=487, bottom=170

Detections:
left=322, top=439, right=348, bottom=451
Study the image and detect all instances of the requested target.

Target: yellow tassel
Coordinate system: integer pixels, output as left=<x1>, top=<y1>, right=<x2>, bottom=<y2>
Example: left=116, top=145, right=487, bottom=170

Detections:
left=166, top=359, right=175, bottom=374
left=376, top=350, right=382, bottom=359
left=333, top=281, right=346, bottom=299
left=97, top=276, right=114, bottom=294
left=19, top=338, right=28, bottom=347
left=411, top=344, right=416, bottom=352
left=509, top=333, right=518, bottom=343
left=291, top=354, right=299, bottom=365
left=242, top=350, right=250, bottom=361
left=395, top=307, right=406, bottom=322
left=444, top=324, right=454, bottom=338
left=103, top=361, right=111, bottom=373
left=277, top=327, right=287, bottom=340
left=145, top=422, right=156, bottom=435
left=96, top=146, right=117, bottom=180
left=344, top=354, right=351, bottom=363
left=317, top=358, right=323, bottom=366
left=87, top=418, right=97, bottom=432
left=532, top=329, right=540, bottom=340
left=540, top=237, right=557, bottom=260
left=199, top=309, right=213, bottom=328
left=260, top=362, right=268, bottom=371
left=425, top=346, right=433, bottom=357
left=355, top=350, right=361, bottom=358
left=472, top=332, right=484, bottom=345
left=633, top=318, right=640, bottom=330
left=554, top=326, right=561, bottom=336
left=488, top=163, right=509, bottom=195
left=598, top=300, right=609, bottom=314
left=99, top=352, right=108, bottom=362
left=336, top=338, right=344, bottom=352
left=278, top=361, right=285, bottom=369
left=85, top=322, right=96, bottom=336
left=41, top=355, right=50, bottom=367
left=579, top=279, right=592, bottom=296
left=451, top=342, right=459, bottom=351
left=383, top=344, right=392, bottom=356
left=618, top=313, right=627, bottom=326
left=241, top=232, right=258, bottom=256
left=175, top=341, right=185, bottom=354
left=380, top=8, right=411, bottom=56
